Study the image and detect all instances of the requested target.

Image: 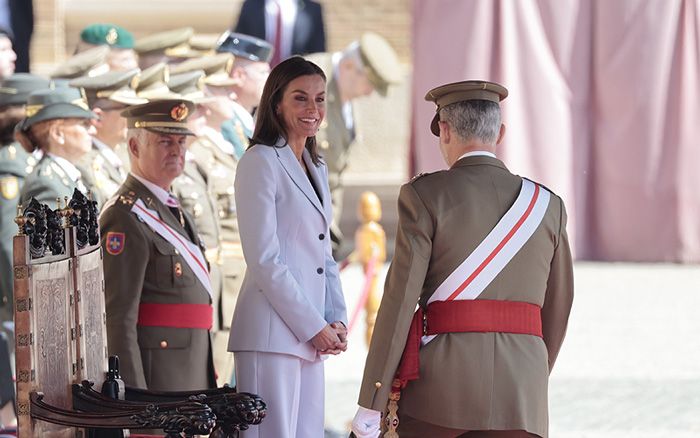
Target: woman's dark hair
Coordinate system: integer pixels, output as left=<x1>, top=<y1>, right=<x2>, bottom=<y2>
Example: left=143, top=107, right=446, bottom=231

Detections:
left=250, top=56, right=326, bottom=165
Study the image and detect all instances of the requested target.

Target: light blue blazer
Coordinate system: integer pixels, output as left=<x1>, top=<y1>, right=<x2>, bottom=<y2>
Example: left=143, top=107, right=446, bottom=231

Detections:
left=228, top=139, right=348, bottom=361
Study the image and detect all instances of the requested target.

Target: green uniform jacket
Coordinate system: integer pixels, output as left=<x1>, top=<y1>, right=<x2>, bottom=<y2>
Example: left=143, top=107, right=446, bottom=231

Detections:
left=19, top=154, right=85, bottom=211
left=0, top=143, right=36, bottom=319
left=100, top=175, right=216, bottom=391
left=358, top=156, right=574, bottom=437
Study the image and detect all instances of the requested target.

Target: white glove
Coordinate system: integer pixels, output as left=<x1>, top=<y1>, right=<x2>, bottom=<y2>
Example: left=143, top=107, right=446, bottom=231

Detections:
left=351, top=406, right=381, bottom=438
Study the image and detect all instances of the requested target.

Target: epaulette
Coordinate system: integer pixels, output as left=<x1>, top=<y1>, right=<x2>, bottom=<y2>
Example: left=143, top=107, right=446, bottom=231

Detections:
left=522, top=177, right=558, bottom=197
left=117, top=191, right=136, bottom=206
left=410, top=171, right=436, bottom=183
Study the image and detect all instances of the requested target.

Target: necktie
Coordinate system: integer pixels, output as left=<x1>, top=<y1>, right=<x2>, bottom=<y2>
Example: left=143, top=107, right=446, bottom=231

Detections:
left=165, top=195, right=186, bottom=228
left=271, top=1, right=283, bottom=66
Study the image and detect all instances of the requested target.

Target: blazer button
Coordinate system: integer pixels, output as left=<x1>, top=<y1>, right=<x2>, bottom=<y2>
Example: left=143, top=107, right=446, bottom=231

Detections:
left=375, top=381, right=382, bottom=389
left=317, top=267, right=324, bottom=274
left=318, top=233, right=325, bottom=240
left=160, top=340, right=168, bottom=348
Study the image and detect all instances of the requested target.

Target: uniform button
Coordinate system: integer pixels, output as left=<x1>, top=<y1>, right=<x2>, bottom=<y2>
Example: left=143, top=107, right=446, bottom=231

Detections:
left=375, top=381, right=382, bottom=389
left=318, top=233, right=325, bottom=240
left=317, top=267, right=324, bottom=274
left=159, top=340, right=168, bottom=348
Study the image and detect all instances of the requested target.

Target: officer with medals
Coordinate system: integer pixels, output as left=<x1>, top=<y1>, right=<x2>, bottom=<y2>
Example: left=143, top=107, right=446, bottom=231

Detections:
left=169, top=53, right=247, bottom=385
left=69, top=69, right=147, bottom=209
left=99, top=99, right=216, bottom=391
left=215, top=31, right=273, bottom=159
left=352, top=81, right=574, bottom=438
left=16, top=87, right=97, bottom=207
left=0, top=74, right=49, bottom=320
left=305, top=32, right=402, bottom=253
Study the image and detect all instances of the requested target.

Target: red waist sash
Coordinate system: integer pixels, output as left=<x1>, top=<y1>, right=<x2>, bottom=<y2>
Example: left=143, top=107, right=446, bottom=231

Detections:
left=137, top=303, right=213, bottom=330
left=395, top=299, right=542, bottom=388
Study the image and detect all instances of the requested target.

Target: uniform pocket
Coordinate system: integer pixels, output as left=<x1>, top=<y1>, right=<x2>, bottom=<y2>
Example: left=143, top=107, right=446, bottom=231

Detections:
left=138, top=326, right=192, bottom=350
left=152, top=238, right=197, bottom=288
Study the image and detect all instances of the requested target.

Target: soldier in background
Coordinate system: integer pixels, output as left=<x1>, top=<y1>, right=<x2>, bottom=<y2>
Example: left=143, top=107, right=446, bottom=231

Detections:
left=100, top=99, right=216, bottom=391
left=170, top=54, right=244, bottom=385
left=69, top=69, right=147, bottom=208
left=76, top=23, right=139, bottom=72
left=50, top=45, right=110, bottom=81
left=0, top=74, right=49, bottom=322
left=16, top=87, right=97, bottom=207
left=215, top=31, right=272, bottom=158
left=306, top=32, right=401, bottom=253
left=134, top=27, right=194, bottom=69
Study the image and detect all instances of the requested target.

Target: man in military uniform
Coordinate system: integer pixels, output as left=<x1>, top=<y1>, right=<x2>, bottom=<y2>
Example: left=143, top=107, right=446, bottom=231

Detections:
left=169, top=55, right=245, bottom=384
left=134, top=27, right=194, bottom=69
left=215, top=31, right=272, bottom=158
left=0, top=73, right=48, bottom=321
left=76, top=23, right=139, bottom=72
left=69, top=69, right=146, bottom=208
left=306, top=32, right=401, bottom=252
left=352, top=81, right=574, bottom=438
left=99, top=99, right=216, bottom=391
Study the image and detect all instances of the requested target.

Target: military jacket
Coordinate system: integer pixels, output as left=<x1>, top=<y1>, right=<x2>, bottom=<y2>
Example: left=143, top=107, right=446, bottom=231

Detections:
left=99, top=175, right=216, bottom=391
left=78, top=139, right=127, bottom=210
left=0, top=142, right=36, bottom=318
left=221, top=102, right=253, bottom=160
left=19, top=154, right=86, bottom=209
left=358, top=156, right=574, bottom=437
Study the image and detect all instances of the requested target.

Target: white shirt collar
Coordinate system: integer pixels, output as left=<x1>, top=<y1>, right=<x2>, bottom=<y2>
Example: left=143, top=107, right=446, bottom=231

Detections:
left=457, top=150, right=497, bottom=161
left=131, top=172, right=173, bottom=206
left=48, top=153, right=82, bottom=182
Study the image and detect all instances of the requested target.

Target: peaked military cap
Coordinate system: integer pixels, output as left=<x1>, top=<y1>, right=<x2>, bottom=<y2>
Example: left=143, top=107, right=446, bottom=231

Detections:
left=134, top=27, right=194, bottom=57
left=0, top=73, right=51, bottom=107
left=216, top=31, right=273, bottom=63
left=357, top=32, right=402, bottom=97
left=167, top=71, right=215, bottom=103
left=425, top=80, right=508, bottom=136
left=69, top=69, right=147, bottom=107
left=21, top=87, right=96, bottom=131
left=80, top=23, right=135, bottom=49
left=135, top=62, right=178, bottom=99
left=51, top=46, right=110, bottom=79
left=121, top=99, right=195, bottom=136
left=169, top=53, right=237, bottom=87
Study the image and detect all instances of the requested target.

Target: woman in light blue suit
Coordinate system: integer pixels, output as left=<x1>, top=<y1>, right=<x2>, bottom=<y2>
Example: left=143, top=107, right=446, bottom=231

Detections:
left=229, top=56, right=348, bottom=438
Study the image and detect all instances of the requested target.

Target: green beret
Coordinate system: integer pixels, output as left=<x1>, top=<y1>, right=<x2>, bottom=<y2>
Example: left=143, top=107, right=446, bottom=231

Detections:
left=80, top=23, right=135, bottom=49
left=50, top=46, right=110, bottom=80
left=0, top=73, right=51, bottom=107
left=21, top=87, right=96, bottom=131
left=358, top=32, right=402, bottom=97
left=121, top=99, right=195, bottom=136
left=424, top=80, right=508, bottom=136
left=69, top=69, right=147, bottom=107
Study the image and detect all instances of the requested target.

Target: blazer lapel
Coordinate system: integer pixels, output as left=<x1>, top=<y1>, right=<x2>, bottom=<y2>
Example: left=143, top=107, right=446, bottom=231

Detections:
left=125, top=175, right=190, bottom=239
left=275, top=142, right=326, bottom=223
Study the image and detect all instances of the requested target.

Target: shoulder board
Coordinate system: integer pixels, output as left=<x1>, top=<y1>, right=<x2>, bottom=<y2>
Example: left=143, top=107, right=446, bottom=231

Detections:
left=410, top=171, right=437, bottom=183
left=522, top=177, right=556, bottom=196
left=117, top=191, right=136, bottom=206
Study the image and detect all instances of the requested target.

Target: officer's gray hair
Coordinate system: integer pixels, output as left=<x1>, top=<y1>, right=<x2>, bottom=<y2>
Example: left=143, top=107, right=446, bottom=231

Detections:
left=126, top=128, right=148, bottom=155
left=439, top=100, right=501, bottom=145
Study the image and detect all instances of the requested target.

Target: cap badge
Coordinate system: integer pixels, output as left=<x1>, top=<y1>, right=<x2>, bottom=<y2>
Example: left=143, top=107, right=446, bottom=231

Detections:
left=106, top=28, right=118, bottom=45
left=170, top=103, right=189, bottom=121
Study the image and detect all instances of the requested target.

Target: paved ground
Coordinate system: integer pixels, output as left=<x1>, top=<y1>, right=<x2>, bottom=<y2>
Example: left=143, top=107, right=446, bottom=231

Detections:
left=324, top=262, right=700, bottom=437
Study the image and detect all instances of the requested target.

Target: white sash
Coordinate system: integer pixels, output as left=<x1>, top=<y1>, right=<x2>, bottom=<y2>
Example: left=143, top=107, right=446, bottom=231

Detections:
left=422, top=178, right=550, bottom=345
left=131, top=199, right=213, bottom=298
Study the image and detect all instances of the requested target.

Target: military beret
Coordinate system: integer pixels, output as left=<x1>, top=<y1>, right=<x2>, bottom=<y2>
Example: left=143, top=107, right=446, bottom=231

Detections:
left=134, top=62, right=179, bottom=99
left=69, top=69, right=147, bottom=107
left=216, top=31, right=273, bottom=63
left=425, top=80, right=508, bottom=136
left=358, top=32, right=402, bottom=97
left=80, top=23, right=135, bottom=49
left=0, top=73, right=51, bottom=107
left=51, top=46, right=110, bottom=79
left=134, top=27, right=194, bottom=56
left=21, top=87, right=96, bottom=131
left=121, top=99, right=195, bottom=136
left=169, top=53, right=237, bottom=87
left=167, top=71, right=215, bottom=104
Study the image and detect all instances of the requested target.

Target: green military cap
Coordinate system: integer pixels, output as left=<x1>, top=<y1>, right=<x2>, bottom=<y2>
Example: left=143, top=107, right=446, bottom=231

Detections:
left=0, top=73, right=51, bottom=107
left=169, top=53, right=237, bottom=87
left=51, top=46, right=110, bottom=80
left=424, top=80, right=508, bottom=136
left=135, top=62, right=179, bottom=99
left=121, top=99, right=195, bottom=136
left=80, top=23, right=135, bottom=49
left=358, top=32, right=402, bottom=97
left=134, top=27, right=194, bottom=57
left=69, top=69, right=147, bottom=107
left=21, top=87, right=96, bottom=131
left=167, top=71, right=215, bottom=103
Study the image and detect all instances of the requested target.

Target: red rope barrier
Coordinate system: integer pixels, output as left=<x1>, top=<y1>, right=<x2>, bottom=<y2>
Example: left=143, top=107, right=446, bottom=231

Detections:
left=347, top=250, right=379, bottom=334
